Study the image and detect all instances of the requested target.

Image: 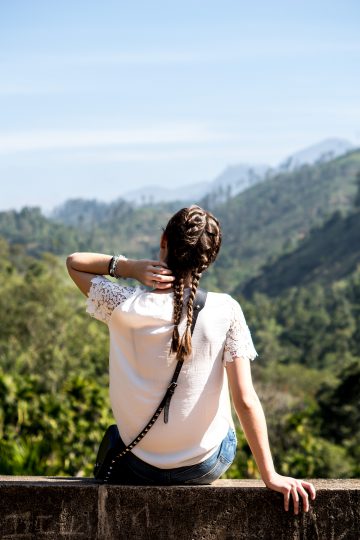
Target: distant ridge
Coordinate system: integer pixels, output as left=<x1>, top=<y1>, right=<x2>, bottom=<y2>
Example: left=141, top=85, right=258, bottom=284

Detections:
left=1, top=146, right=359, bottom=294
left=212, top=147, right=360, bottom=290
left=121, top=138, right=354, bottom=205
left=277, top=138, right=354, bottom=172
left=121, top=181, right=209, bottom=205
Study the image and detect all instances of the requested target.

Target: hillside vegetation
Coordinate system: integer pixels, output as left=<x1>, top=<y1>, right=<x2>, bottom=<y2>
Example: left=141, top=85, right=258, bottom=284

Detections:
left=0, top=207, right=83, bottom=256
left=1, top=150, right=359, bottom=295
left=0, top=239, right=359, bottom=478
left=1, top=149, right=360, bottom=478
left=241, top=172, right=360, bottom=297
left=211, top=149, right=360, bottom=289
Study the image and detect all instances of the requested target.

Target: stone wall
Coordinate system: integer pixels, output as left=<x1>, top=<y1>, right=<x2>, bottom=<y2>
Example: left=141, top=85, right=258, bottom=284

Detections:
left=0, top=477, right=359, bottom=539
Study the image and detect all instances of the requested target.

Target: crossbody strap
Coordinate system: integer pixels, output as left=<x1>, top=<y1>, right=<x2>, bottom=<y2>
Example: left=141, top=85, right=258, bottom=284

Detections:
left=105, top=288, right=208, bottom=476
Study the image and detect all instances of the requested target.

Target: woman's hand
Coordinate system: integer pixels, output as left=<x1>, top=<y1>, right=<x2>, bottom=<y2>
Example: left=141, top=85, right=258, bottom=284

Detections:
left=126, top=259, right=175, bottom=289
left=263, top=472, right=316, bottom=514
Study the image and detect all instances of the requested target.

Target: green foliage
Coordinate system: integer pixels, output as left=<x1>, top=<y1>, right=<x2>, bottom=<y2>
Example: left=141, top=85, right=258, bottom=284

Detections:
left=222, top=272, right=360, bottom=478
left=0, top=370, right=112, bottom=476
left=224, top=424, right=260, bottom=479
left=277, top=409, right=354, bottom=478
left=0, top=207, right=85, bottom=256
left=51, top=199, right=175, bottom=259
left=0, top=242, right=113, bottom=476
left=243, top=207, right=360, bottom=297
left=220, top=149, right=360, bottom=291
left=316, top=361, right=360, bottom=475
left=354, top=171, right=360, bottom=208
left=1, top=151, right=360, bottom=295
left=1, top=238, right=359, bottom=478
left=1, top=149, right=360, bottom=479
left=241, top=275, right=360, bottom=371
left=0, top=248, right=109, bottom=391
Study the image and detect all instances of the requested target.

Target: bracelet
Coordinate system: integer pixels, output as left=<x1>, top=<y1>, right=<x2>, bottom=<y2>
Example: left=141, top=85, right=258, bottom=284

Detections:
left=108, top=256, right=115, bottom=275
left=109, top=254, right=128, bottom=278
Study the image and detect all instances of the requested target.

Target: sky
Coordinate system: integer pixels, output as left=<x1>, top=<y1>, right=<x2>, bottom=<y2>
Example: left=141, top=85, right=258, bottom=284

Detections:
left=1, top=0, right=360, bottom=212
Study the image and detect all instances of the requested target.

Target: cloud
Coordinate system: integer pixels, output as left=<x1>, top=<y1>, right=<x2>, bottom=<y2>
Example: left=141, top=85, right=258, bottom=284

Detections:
left=0, top=81, right=70, bottom=95
left=1, top=51, right=214, bottom=70
left=4, top=39, right=360, bottom=70
left=0, top=124, right=227, bottom=154
left=60, top=147, right=226, bottom=163
left=60, top=51, right=205, bottom=66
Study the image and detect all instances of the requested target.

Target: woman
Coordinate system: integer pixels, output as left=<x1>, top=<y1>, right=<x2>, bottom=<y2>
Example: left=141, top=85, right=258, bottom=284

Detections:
left=67, top=204, right=316, bottom=514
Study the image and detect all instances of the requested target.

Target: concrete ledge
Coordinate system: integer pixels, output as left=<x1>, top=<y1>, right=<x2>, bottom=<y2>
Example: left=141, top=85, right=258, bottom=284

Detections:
left=0, top=477, right=359, bottom=539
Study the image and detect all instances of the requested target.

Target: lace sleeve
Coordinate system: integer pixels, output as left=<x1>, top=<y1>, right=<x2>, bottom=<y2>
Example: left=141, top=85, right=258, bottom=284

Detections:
left=223, top=297, right=258, bottom=364
left=86, top=275, right=136, bottom=325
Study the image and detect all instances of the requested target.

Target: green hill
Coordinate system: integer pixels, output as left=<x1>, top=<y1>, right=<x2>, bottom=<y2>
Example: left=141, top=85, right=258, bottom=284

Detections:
left=1, top=149, right=359, bottom=294
left=1, top=157, right=360, bottom=479
left=241, top=207, right=360, bottom=297
left=211, top=149, right=360, bottom=290
left=0, top=207, right=84, bottom=256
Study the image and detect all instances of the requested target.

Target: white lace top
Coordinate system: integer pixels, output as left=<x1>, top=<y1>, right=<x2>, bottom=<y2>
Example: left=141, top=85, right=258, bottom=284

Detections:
left=86, top=275, right=258, bottom=468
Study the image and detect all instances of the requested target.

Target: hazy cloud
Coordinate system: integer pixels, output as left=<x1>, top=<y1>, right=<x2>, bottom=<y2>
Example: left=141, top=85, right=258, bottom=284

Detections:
left=0, top=124, right=227, bottom=154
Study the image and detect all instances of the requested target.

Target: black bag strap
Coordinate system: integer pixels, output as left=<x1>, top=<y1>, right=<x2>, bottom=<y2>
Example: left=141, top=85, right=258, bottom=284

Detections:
left=105, top=288, right=207, bottom=475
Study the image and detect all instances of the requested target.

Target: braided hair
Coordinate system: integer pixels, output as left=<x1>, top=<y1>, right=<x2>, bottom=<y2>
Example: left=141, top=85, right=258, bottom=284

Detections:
left=163, top=205, right=222, bottom=360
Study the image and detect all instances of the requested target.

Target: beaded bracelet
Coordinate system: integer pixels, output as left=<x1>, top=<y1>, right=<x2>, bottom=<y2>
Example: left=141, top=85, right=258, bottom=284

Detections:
left=108, top=254, right=128, bottom=279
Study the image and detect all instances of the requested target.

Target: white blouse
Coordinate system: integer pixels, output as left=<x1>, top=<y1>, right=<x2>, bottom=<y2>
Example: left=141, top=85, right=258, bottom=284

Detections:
left=86, top=276, right=258, bottom=469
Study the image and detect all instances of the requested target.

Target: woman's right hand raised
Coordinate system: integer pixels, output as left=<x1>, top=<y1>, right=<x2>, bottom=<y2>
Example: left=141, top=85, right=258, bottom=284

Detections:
left=263, top=472, right=316, bottom=514
left=126, top=259, right=175, bottom=289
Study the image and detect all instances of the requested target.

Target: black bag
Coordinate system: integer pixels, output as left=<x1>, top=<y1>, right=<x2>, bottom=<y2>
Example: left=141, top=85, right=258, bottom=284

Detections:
left=94, top=424, right=122, bottom=480
left=94, top=288, right=207, bottom=482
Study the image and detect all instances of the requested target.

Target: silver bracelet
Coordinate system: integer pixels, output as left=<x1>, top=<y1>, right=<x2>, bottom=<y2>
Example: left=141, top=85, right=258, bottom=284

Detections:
left=109, top=254, right=128, bottom=278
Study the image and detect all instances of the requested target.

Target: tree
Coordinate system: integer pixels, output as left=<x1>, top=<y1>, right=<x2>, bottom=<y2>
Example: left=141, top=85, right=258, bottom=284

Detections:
left=354, top=171, right=360, bottom=208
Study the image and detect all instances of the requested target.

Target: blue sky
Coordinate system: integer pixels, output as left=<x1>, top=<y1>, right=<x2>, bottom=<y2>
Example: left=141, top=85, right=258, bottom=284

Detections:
left=1, top=0, right=359, bottom=211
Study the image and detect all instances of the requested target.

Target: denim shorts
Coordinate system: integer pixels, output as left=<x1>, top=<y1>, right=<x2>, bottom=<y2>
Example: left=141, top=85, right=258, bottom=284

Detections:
left=108, top=426, right=237, bottom=485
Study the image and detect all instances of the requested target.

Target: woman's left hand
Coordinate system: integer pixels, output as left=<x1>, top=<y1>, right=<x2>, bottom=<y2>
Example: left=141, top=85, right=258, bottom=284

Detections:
left=127, top=259, right=175, bottom=289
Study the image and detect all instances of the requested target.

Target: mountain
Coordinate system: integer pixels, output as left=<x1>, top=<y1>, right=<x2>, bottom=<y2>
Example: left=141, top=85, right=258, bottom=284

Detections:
left=278, top=138, right=354, bottom=173
left=1, top=145, right=359, bottom=296
left=209, top=163, right=269, bottom=199
left=122, top=164, right=270, bottom=205
left=241, top=203, right=360, bottom=298
left=211, top=149, right=360, bottom=291
left=120, top=138, right=354, bottom=205
left=122, top=181, right=209, bottom=205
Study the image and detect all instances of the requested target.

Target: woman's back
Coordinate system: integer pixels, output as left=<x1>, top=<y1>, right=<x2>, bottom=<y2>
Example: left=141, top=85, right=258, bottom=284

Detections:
left=86, top=276, right=257, bottom=468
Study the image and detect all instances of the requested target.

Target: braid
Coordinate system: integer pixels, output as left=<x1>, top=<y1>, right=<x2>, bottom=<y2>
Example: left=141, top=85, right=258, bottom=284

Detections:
left=171, top=277, right=184, bottom=354
left=176, top=269, right=201, bottom=360
left=164, top=204, right=222, bottom=362
left=187, top=270, right=201, bottom=330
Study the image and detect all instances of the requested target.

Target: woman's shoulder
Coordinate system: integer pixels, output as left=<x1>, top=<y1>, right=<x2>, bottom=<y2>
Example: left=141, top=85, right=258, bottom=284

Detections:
left=204, top=291, right=240, bottom=315
left=86, top=276, right=140, bottom=324
left=206, top=290, right=237, bottom=305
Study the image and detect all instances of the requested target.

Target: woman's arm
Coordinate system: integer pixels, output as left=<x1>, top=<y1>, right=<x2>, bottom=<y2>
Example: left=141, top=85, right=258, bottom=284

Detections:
left=226, top=357, right=316, bottom=514
left=66, top=252, right=174, bottom=296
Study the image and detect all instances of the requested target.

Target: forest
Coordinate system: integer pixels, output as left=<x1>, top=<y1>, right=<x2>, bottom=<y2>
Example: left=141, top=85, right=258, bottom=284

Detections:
left=0, top=150, right=359, bottom=479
